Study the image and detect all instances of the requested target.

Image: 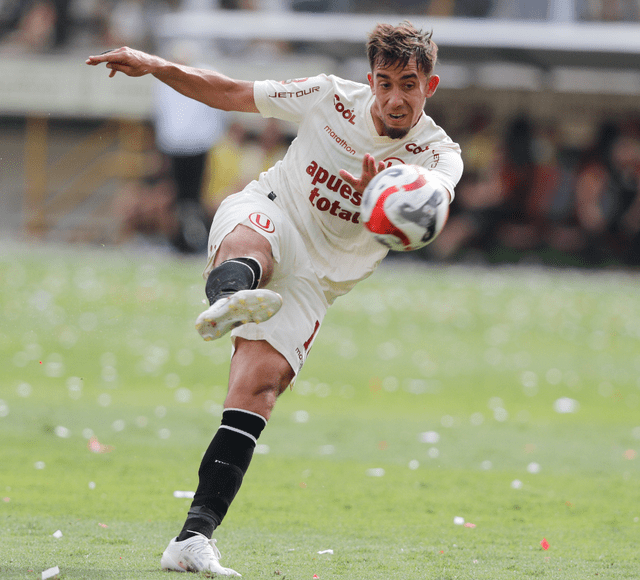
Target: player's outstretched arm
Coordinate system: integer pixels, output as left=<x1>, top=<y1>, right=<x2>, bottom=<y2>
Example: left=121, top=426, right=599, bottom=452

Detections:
left=85, top=47, right=258, bottom=113
left=339, top=153, right=386, bottom=194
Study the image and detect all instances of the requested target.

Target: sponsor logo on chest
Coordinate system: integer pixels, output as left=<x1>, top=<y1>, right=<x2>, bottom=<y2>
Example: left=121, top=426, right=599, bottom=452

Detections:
left=305, top=160, right=361, bottom=225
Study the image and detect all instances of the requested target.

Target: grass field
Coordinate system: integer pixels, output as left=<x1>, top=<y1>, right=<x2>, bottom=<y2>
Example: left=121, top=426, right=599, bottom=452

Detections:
left=1, top=242, right=639, bottom=579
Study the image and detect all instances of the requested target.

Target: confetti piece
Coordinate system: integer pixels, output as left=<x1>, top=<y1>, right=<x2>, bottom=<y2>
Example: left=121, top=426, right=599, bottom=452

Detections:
left=419, top=431, right=440, bottom=444
left=366, top=468, right=385, bottom=477
left=464, top=522, right=476, bottom=528
left=511, top=479, right=523, bottom=489
left=88, top=436, right=114, bottom=454
left=53, top=530, right=63, bottom=539
left=42, top=566, right=60, bottom=579
left=313, top=575, right=320, bottom=579
left=540, top=538, right=550, bottom=550
left=317, top=549, right=333, bottom=555
left=98, top=523, right=108, bottom=528
left=453, top=516, right=465, bottom=525
left=173, top=490, right=195, bottom=499
left=624, top=449, right=637, bottom=460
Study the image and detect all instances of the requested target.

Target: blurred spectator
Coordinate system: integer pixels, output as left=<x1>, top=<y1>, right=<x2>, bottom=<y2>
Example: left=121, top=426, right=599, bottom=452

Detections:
left=203, top=118, right=291, bottom=217
left=573, top=120, right=640, bottom=264
left=579, top=0, right=639, bottom=21
left=152, top=41, right=229, bottom=253
left=0, top=0, right=70, bottom=51
left=430, top=115, right=538, bottom=260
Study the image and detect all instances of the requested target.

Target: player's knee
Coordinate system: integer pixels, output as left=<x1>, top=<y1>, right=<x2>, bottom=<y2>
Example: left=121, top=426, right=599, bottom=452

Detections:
left=215, top=225, right=274, bottom=285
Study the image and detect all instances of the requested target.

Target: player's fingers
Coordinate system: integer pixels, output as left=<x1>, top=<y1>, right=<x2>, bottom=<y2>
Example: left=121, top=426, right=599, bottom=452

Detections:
left=339, top=169, right=357, bottom=187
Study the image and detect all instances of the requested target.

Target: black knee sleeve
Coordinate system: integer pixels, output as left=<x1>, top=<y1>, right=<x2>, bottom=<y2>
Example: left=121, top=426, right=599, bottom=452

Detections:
left=205, top=257, right=263, bottom=305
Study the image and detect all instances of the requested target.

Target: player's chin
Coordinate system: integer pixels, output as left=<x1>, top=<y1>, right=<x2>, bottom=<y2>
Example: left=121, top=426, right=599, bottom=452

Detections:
left=383, top=123, right=411, bottom=140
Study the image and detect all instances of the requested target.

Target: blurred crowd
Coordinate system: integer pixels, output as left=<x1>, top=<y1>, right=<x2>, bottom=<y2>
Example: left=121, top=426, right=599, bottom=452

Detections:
left=112, top=105, right=640, bottom=268
left=1, top=0, right=639, bottom=54
left=2, top=1, right=639, bottom=267
left=112, top=113, right=292, bottom=253
left=429, top=110, right=640, bottom=267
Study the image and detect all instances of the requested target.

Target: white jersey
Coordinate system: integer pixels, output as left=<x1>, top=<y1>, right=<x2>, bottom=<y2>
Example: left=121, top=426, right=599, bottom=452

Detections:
left=252, top=74, right=463, bottom=303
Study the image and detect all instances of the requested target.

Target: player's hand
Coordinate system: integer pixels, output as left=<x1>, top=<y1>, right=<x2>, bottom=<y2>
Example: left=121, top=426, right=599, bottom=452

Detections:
left=339, top=153, right=386, bottom=194
left=85, top=47, right=161, bottom=78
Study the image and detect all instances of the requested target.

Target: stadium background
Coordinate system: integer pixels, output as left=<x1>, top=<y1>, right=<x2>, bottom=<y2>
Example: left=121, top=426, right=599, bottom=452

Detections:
left=2, top=0, right=640, bottom=267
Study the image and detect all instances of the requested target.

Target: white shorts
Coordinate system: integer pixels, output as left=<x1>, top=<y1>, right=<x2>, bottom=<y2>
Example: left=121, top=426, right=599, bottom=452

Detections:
left=204, top=188, right=329, bottom=377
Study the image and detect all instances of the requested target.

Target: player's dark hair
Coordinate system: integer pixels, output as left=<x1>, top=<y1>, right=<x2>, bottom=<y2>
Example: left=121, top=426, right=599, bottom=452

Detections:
left=367, top=21, right=438, bottom=77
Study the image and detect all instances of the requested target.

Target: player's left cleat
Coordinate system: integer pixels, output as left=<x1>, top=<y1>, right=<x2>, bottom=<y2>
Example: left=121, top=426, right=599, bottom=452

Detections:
left=161, top=532, right=241, bottom=576
left=195, top=288, right=282, bottom=341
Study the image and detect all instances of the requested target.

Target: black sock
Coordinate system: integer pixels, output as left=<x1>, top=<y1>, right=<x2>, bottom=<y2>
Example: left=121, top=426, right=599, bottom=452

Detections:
left=177, top=409, right=267, bottom=541
left=205, top=257, right=262, bottom=306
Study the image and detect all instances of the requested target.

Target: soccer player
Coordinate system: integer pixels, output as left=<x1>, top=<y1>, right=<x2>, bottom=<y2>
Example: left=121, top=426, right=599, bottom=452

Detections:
left=87, top=21, right=463, bottom=576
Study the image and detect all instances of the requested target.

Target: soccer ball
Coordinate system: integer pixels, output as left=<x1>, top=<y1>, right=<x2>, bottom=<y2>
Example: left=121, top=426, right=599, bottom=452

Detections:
left=361, top=164, right=449, bottom=252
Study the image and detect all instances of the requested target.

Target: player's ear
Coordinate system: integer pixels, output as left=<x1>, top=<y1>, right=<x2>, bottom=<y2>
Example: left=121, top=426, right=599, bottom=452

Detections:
left=425, top=74, right=440, bottom=98
left=368, top=72, right=374, bottom=90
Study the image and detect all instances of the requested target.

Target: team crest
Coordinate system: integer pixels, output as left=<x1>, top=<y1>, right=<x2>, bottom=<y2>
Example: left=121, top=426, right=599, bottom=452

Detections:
left=249, top=212, right=276, bottom=233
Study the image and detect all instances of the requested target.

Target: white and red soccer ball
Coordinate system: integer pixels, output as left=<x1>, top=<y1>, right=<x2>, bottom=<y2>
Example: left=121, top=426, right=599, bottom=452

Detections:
left=361, top=164, right=449, bottom=252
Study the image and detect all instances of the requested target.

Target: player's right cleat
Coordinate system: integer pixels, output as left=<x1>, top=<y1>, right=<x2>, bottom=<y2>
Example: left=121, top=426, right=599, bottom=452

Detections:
left=195, top=288, right=283, bottom=341
left=161, top=532, right=241, bottom=576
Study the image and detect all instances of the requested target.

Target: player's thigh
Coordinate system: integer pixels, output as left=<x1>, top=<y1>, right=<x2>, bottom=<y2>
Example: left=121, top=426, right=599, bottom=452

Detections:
left=204, top=190, right=285, bottom=280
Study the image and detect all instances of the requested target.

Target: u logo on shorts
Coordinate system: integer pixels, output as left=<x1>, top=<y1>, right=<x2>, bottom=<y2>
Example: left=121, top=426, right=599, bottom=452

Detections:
left=249, top=212, right=276, bottom=233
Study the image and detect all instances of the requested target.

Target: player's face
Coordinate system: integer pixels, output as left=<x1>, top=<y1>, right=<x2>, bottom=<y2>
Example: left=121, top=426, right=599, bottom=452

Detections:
left=368, top=58, right=439, bottom=139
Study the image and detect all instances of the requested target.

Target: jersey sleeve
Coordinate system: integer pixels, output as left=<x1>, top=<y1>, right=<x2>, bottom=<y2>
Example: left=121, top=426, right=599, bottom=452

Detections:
left=422, top=143, right=464, bottom=203
left=253, top=75, right=331, bottom=124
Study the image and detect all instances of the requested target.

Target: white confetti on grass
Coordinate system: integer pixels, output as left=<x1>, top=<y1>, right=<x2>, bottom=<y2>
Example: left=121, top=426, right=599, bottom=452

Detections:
left=173, top=491, right=195, bottom=499
left=254, top=444, right=270, bottom=455
left=366, top=468, right=385, bottom=477
left=175, top=388, right=192, bottom=403
left=54, top=426, right=71, bottom=439
left=52, top=530, right=63, bottom=539
left=527, top=462, right=541, bottom=474
left=17, top=383, right=32, bottom=397
left=0, top=400, right=9, bottom=418
left=292, top=410, right=309, bottom=423
left=42, top=565, right=60, bottom=579
left=493, top=407, right=509, bottom=422
left=511, top=479, right=523, bottom=489
left=408, top=460, right=419, bottom=470
left=453, top=516, right=465, bottom=525
left=554, top=397, right=580, bottom=413
left=97, top=393, right=111, bottom=408
left=419, top=431, right=440, bottom=444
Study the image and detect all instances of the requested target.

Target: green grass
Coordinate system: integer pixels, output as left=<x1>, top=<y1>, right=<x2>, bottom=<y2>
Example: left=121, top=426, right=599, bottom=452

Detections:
left=1, top=243, right=639, bottom=579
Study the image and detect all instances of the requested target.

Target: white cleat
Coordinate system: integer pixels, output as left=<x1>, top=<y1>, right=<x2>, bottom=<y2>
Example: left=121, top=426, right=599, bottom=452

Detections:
left=195, top=289, right=283, bottom=341
left=161, top=533, right=241, bottom=576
